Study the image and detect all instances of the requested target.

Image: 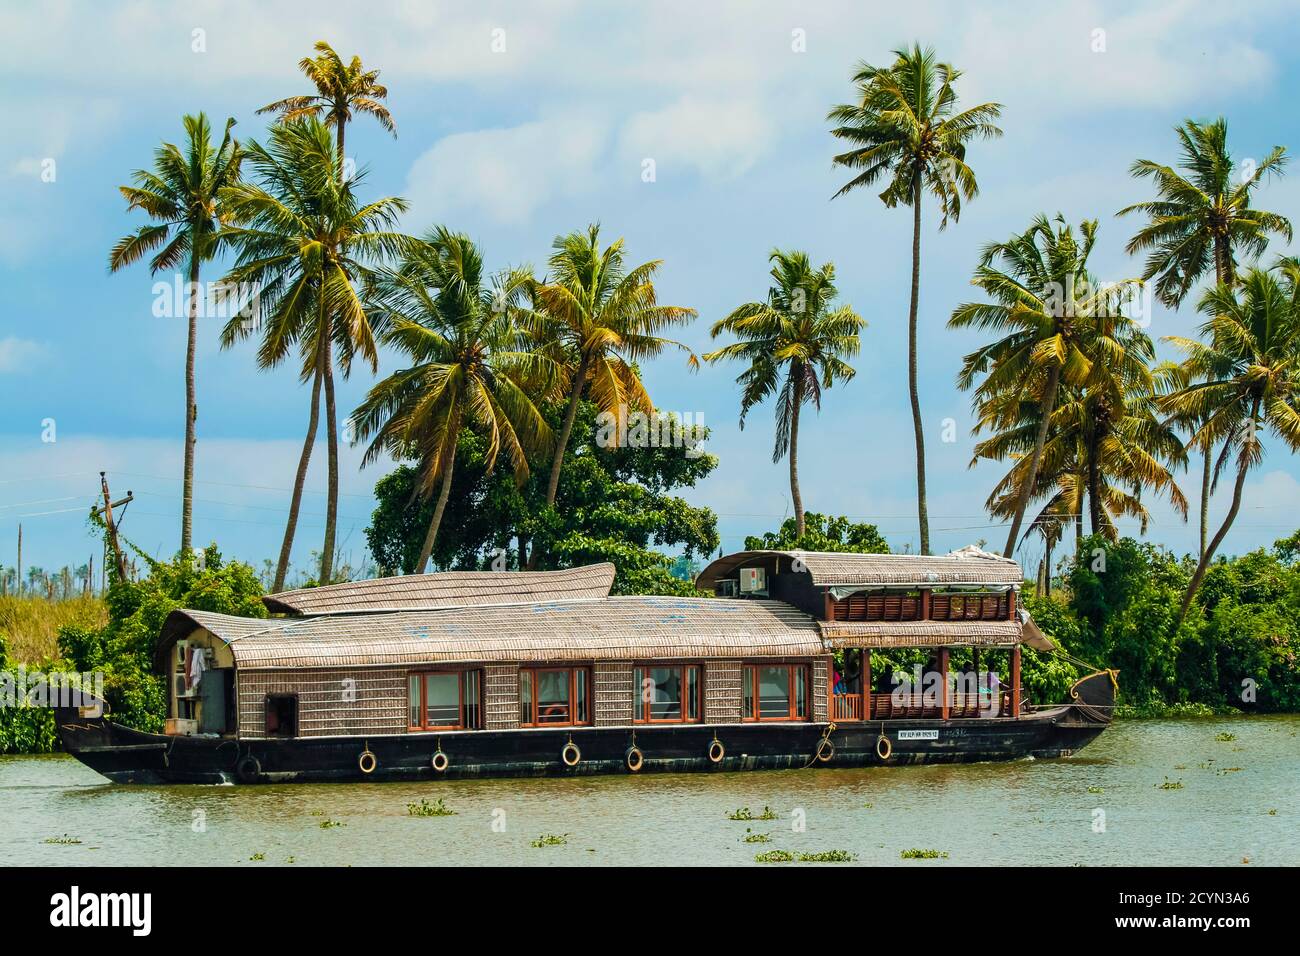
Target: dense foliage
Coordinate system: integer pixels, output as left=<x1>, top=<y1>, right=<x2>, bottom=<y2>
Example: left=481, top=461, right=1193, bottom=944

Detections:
left=744, top=513, right=890, bottom=554
left=1039, top=533, right=1300, bottom=713
left=0, top=545, right=265, bottom=753
left=366, top=399, right=719, bottom=595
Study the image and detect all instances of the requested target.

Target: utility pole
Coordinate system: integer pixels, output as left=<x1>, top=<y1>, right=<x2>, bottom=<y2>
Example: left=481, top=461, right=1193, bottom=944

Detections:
left=93, top=472, right=133, bottom=584
left=16, top=523, right=22, bottom=597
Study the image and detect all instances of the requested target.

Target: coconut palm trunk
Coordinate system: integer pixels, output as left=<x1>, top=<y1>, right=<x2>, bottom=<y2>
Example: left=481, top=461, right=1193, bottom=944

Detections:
left=530, top=354, right=590, bottom=569
left=908, top=177, right=930, bottom=554
left=182, top=256, right=201, bottom=556
left=272, top=350, right=324, bottom=592
left=1044, top=537, right=1053, bottom=597
left=545, top=354, right=589, bottom=507
left=1179, top=447, right=1250, bottom=627
left=416, top=452, right=457, bottom=574
left=1002, top=364, right=1061, bottom=557
left=789, top=372, right=806, bottom=538
left=321, top=334, right=339, bottom=584
left=1196, top=241, right=1233, bottom=561
left=1087, top=426, right=1104, bottom=535
left=1198, top=448, right=1211, bottom=558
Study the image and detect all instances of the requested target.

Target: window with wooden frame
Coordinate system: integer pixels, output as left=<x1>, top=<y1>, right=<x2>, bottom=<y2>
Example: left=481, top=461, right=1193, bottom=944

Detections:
left=408, top=670, right=483, bottom=730
left=742, top=664, right=809, bottom=721
left=633, top=665, right=701, bottom=723
left=518, top=667, right=590, bottom=727
left=828, top=590, right=921, bottom=622
left=929, top=592, right=1010, bottom=621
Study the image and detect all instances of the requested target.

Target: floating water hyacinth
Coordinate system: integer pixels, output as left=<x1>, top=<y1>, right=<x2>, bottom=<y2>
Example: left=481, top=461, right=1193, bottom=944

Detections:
left=407, top=797, right=455, bottom=817
left=901, top=848, right=949, bottom=859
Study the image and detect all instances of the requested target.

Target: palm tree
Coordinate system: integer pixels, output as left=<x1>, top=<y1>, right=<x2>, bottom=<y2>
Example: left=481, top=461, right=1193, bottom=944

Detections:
left=985, top=378, right=1187, bottom=543
left=218, top=119, right=410, bottom=589
left=1118, top=117, right=1290, bottom=558
left=109, top=113, right=241, bottom=557
left=829, top=44, right=1002, bottom=554
left=528, top=224, right=696, bottom=565
left=258, top=41, right=397, bottom=581
left=351, top=229, right=556, bottom=572
left=704, top=250, right=864, bottom=537
left=1160, top=265, right=1300, bottom=627
left=951, top=215, right=1140, bottom=557
left=258, top=40, right=395, bottom=184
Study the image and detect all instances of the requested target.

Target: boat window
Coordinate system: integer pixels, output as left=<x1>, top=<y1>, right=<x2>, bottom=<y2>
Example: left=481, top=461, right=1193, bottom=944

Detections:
left=633, top=665, right=701, bottom=723
left=519, top=667, right=591, bottom=728
left=407, top=670, right=483, bottom=731
left=743, top=665, right=809, bottom=721
left=265, top=694, right=298, bottom=737
left=519, top=670, right=533, bottom=724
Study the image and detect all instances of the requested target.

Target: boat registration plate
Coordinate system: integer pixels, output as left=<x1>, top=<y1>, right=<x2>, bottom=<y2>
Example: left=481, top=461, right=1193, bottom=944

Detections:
left=896, top=729, right=939, bottom=740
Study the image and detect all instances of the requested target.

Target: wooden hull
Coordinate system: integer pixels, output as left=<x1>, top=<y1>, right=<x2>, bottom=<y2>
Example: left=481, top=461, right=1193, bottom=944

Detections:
left=55, top=673, right=1114, bottom=785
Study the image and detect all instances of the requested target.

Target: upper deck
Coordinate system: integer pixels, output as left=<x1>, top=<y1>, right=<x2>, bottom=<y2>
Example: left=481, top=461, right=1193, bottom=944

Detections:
left=695, top=546, right=1025, bottom=625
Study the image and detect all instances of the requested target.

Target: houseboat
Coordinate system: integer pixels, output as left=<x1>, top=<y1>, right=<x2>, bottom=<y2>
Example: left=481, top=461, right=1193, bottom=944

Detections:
left=55, top=547, right=1116, bottom=784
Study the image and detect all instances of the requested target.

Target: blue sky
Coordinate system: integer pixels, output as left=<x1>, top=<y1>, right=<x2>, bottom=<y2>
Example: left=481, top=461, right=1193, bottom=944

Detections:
left=4, top=0, right=1300, bottom=578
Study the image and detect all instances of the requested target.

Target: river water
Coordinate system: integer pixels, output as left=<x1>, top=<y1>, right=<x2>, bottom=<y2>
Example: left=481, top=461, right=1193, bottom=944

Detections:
left=2, top=716, right=1295, bottom=866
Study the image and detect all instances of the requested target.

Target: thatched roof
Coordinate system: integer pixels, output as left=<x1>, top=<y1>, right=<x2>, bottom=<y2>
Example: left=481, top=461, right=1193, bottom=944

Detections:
left=161, top=596, right=824, bottom=670
left=819, top=620, right=1023, bottom=649
left=695, top=546, right=1024, bottom=589
left=263, top=563, right=616, bottom=615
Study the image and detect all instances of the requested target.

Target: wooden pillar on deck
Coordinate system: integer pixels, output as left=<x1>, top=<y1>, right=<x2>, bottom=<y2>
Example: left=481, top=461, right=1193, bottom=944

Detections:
left=1011, top=644, right=1022, bottom=717
left=939, top=647, right=950, bottom=719
left=863, top=649, right=872, bottom=721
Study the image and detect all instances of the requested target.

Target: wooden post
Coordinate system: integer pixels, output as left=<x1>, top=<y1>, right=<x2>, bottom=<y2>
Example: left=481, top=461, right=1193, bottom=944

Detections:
left=100, top=473, right=127, bottom=582
left=16, top=523, right=22, bottom=596
left=920, top=588, right=931, bottom=620
left=1011, top=644, right=1022, bottom=718
left=826, top=654, right=834, bottom=722
left=939, top=648, right=950, bottom=719
left=863, top=650, right=872, bottom=721
left=1008, top=587, right=1017, bottom=619
left=95, top=473, right=133, bottom=584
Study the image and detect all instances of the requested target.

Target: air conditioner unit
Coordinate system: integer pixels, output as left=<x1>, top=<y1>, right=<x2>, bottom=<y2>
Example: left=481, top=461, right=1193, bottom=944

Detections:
left=175, top=675, right=197, bottom=699
left=739, top=567, right=766, bottom=593
left=717, top=579, right=739, bottom=597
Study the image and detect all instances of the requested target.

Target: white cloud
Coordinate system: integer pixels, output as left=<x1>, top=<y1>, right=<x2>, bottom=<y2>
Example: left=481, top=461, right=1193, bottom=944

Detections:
left=403, top=115, right=608, bottom=225
left=0, top=337, right=46, bottom=373
left=619, top=96, right=773, bottom=180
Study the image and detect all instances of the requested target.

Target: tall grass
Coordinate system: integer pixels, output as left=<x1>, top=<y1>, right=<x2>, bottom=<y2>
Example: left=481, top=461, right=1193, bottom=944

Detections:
left=0, top=596, right=106, bottom=664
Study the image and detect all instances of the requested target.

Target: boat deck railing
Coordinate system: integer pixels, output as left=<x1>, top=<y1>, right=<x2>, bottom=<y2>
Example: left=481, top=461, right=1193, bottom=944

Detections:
left=831, top=691, right=1017, bottom=721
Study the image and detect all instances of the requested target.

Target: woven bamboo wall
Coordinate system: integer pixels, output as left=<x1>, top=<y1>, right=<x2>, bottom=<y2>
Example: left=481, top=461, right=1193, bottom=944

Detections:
left=594, top=662, right=634, bottom=726
left=484, top=663, right=518, bottom=731
left=238, top=667, right=407, bottom=738
left=812, top=656, right=829, bottom=722
left=704, top=659, right=743, bottom=721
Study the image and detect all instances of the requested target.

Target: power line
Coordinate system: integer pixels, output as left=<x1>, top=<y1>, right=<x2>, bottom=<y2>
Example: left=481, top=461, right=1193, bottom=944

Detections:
left=113, top=470, right=376, bottom=499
